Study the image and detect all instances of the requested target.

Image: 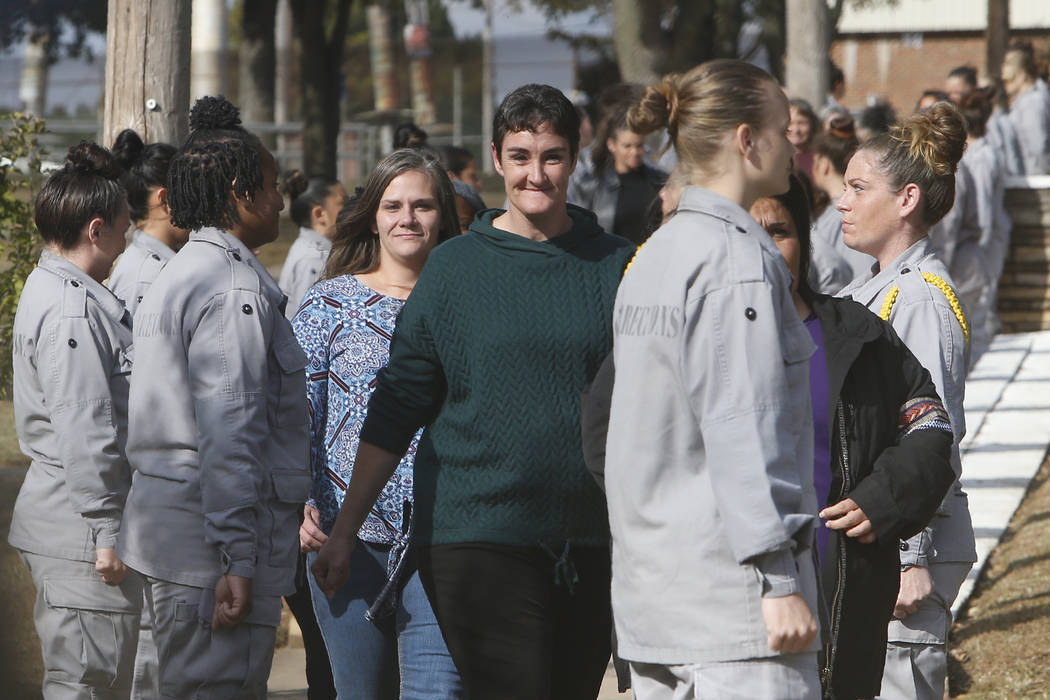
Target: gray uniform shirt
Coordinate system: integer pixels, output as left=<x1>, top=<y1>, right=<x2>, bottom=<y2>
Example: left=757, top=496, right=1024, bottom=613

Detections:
left=606, top=187, right=820, bottom=664
left=9, top=250, right=134, bottom=562
left=278, top=227, right=331, bottom=320
left=1009, top=82, right=1050, bottom=176
left=838, top=239, right=977, bottom=565
left=986, top=108, right=1024, bottom=178
left=963, top=137, right=1012, bottom=270
left=117, top=228, right=311, bottom=596
left=813, top=205, right=876, bottom=282
left=107, top=230, right=176, bottom=316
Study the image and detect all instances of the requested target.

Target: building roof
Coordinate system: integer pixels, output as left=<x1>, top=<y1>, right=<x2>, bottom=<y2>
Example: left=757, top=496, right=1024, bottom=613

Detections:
left=836, top=0, right=1050, bottom=34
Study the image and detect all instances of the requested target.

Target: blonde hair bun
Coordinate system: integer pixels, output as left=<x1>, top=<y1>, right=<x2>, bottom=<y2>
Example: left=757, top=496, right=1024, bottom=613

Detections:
left=629, top=74, right=679, bottom=136
left=894, top=102, right=966, bottom=177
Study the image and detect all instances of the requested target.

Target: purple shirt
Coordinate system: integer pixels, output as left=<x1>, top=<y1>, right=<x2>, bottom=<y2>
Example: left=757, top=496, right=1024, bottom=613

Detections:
left=805, top=314, right=833, bottom=563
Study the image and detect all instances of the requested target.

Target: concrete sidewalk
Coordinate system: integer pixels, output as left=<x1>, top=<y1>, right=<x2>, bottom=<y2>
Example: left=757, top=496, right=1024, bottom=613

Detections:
left=269, top=331, right=1050, bottom=698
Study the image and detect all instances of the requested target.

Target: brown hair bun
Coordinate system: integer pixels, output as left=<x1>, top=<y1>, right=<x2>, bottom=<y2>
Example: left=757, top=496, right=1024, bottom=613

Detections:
left=628, top=74, right=678, bottom=136
left=893, top=101, right=966, bottom=177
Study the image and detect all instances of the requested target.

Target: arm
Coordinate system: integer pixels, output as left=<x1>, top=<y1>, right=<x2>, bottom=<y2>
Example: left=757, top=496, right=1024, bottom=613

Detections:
left=291, top=291, right=331, bottom=552
left=40, top=313, right=130, bottom=581
left=579, top=351, right=615, bottom=492
left=187, top=290, right=274, bottom=595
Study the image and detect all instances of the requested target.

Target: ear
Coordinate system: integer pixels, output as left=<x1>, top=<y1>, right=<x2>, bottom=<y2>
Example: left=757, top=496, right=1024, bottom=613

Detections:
left=312, top=203, right=326, bottom=228
left=156, top=187, right=171, bottom=215
left=733, top=123, right=754, bottom=158
left=898, top=182, right=922, bottom=218
left=490, top=142, right=505, bottom=178
left=606, top=135, right=616, bottom=152
left=85, top=216, right=106, bottom=245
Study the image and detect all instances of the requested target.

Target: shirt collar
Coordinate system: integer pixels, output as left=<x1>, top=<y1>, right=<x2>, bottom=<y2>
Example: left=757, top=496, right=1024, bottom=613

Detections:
left=131, top=229, right=176, bottom=260
left=38, top=249, right=129, bottom=325
left=299, top=227, right=332, bottom=251
left=674, top=185, right=786, bottom=258
left=841, top=237, right=931, bottom=307
left=191, top=227, right=286, bottom=309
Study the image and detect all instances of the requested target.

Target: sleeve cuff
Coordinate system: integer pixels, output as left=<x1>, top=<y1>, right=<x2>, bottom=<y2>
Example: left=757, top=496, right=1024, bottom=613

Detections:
left=88, top=514, right=121, bottom=549
left=754, top=548, right=800, bottom=598
left=220, top=548, right=256, bottom=579
left=899, top=529, right=931, bottom=567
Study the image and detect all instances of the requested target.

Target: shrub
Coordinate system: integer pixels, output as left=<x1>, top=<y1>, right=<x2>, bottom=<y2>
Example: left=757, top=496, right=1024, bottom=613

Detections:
left=0, top=113, right=46, bottom=398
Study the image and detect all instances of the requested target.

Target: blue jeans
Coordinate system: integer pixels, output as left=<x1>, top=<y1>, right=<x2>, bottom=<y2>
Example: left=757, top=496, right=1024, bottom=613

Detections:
left=307, top=542, right=462, bottom=700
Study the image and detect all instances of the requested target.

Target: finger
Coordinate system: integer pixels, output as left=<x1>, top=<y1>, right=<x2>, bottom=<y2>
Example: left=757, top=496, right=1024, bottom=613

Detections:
left=768, top=633, right=781, bottom=653
left=819, top=498, right=856, bottom=519
left=825, top=510, right=863, bottom=530
left=846, top=520, right=873, bottom=538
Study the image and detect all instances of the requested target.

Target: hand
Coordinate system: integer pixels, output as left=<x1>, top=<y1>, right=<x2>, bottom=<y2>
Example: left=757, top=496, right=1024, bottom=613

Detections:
left=95, top=547, right=129, bottom=586
left=893, top=565, right=933, bottom=619
left=213, top=574, right=253, bottom=629
left=300, top=504, right=328, bottom=553
left=311, top=533, right=355, bottom=599
left=761, top=593, right=818, bottom=654
left=820, top=497, right=876, bottom=544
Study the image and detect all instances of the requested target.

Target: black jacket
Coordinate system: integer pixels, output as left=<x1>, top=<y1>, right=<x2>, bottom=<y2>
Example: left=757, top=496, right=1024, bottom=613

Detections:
left=811, top=295, right=955, bottom=700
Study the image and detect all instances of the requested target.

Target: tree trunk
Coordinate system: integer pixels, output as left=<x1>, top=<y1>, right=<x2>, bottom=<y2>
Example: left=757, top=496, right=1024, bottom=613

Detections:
left=481, top=0, right=494, bottom=173
left=103, top=0, right=192, bottom=147
left=785, top=0, right=827, bottom=109
left=291, top=0, right=351, bottom=179
left=987, top=0, right=1010, bottom=86
left=274, top=0, right=293, bottom=159
left=610, top=0, right=664, bottom=85
left=18, top=31, right=49, bottom=116
left=239, top=0, right=278, bottom=147
left=191, top=0, right=228, bottom=100
left=367, top=3, right=399, bottom=111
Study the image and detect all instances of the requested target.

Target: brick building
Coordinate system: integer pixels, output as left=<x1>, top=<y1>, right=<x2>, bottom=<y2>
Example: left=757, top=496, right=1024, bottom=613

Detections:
left=830, top=0, right=1050, bottom=114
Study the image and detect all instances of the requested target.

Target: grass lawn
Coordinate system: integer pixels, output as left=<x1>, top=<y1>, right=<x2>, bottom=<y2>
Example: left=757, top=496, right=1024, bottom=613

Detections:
left=950, top=449, right=1050, bottom=697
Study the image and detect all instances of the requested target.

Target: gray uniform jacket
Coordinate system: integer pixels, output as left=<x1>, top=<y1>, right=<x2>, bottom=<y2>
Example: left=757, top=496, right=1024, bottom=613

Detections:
left=606, top=186, right=820, bottom=665
left=813, top=205, right=875, bottom=282
left=567, top=148, right=666, bottom=235
left=118, top=227, right=311, bottom=596
left=986, top=108, right=1024, bottom=177
left=964, top=137, right=1012, bottom=272
left=808, top=225, right=854, bottom=295
left=838, top=239, right=977, bottom=565
left=107, top=230, right=175, bottom=316
left=278, top=227, right=331, bottom=320
left=1009, top=83, right=1050, bottom=176
left=9, top=250, right=134, bottom=561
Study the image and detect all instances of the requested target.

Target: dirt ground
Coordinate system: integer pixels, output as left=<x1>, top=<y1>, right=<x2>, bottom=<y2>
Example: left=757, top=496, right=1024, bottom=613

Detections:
left=949, top=449, right=1050, bottom=698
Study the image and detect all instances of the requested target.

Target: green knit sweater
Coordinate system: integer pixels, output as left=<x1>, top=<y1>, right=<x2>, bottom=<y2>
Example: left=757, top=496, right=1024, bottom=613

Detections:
left=361, top=205, right=634, bottom=548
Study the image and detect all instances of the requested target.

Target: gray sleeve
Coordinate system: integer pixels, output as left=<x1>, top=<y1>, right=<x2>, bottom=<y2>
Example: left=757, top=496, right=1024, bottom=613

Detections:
left=754, top=548, right=800, bottom=598
left=681, top=280, right=812, bottom=570
left=1012, top=99, right=1050, bottom=175
left=39, top=315, right=127, bottom=548
left=187, top=290, right=274, bottom=579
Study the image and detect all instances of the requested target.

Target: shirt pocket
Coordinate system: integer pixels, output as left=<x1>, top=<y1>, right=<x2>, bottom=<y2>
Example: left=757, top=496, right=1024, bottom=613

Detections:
left=271, top=333, right=309, bottom=429
left=779, top=320, right=816, bottom=366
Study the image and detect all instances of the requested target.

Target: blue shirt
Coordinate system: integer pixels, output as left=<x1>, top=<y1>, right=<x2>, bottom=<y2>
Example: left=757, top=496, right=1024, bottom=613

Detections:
left=292, top=274, right=419, bottom=543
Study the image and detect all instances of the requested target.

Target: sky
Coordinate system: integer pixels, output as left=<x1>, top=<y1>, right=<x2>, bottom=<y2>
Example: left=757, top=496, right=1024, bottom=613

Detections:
left=445, top=0, right=611, bottom=38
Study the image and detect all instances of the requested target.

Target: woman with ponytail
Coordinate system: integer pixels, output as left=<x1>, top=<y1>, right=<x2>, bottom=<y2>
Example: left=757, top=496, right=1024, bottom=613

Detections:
left=604, top=60, right=822, bottom=698
left=278, top=170, right=346, bottom=319
left=9, top=143, right=141, bottom=699
left=836, top=102, right=977, bottom=700
left=108, top=129, right=187, bottom=316
left=116, top=96, right=311, bottom=699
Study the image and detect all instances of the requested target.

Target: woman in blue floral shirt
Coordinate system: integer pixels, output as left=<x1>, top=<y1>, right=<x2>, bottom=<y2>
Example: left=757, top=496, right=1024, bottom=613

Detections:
left=292, top=149, right=462, bottom=699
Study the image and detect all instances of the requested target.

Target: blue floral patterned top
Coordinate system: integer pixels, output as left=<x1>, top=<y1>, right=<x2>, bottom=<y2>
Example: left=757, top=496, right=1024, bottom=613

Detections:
left=292, top=274, right=419, bottom=544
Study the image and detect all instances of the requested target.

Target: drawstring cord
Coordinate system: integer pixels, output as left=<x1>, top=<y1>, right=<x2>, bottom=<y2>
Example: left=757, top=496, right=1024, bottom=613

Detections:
left=539, top=540, right=580, bottom=595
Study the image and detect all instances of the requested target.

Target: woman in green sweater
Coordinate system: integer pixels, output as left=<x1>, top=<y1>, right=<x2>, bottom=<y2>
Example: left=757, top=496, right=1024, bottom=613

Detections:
left=312, top=84, right=634, bottom=699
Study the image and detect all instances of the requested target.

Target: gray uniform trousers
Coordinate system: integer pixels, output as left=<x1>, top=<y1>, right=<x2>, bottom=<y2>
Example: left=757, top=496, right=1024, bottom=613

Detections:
left=21, top=552, right=143, bottom=700
left=877, top=562, right=971, bottom=700
left=629, top=652, right=820, bottom=700
left=146, top=577, right=281, bottom=700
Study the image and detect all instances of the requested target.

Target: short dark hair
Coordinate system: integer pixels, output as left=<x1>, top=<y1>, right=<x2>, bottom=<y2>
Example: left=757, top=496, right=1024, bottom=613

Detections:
left=34, top=142, right=126, bottom=249
left=167, top=95, right=265, bottom=231
left=436, top=145, right=476, bottom=177
left=858, top=101, right=897, bottom=138
left=946, top=66, right=978, bottom=89
left=394, top=122, right=428, bottom=149
left=111, top=129, right=176, bottom=222
left=1006, top=40, right=1039, bottom=79
left=280, top=169, right=341, bottom=229
left=492, top=84, right=580, bottom=160
left=829, top=61, right=845, bottom=91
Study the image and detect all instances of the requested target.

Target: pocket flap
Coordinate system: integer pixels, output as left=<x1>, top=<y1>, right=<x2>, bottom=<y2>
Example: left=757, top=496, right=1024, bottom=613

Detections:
left=271, top=469, right=312, bottom=504
left=273, top=337, right=307, bottom=374
left=781, top=322, right=816, bottom=365
left=44, top=576, right=139, bottom=614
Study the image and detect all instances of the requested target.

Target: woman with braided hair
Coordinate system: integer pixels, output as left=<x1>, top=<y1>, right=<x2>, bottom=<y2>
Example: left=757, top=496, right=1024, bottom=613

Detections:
left=117, top=96, right=311, bottom=699
left=836, top=101, right=977, bottom=700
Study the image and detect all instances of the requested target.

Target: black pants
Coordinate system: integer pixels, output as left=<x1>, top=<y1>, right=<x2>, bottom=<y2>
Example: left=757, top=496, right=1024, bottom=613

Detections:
left=417, top=542, right=612, bottom=700
left=286, top=552, right=337, bottom=700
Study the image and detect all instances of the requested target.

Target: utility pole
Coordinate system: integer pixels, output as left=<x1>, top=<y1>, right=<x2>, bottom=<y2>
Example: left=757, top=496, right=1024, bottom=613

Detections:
left=481, top=0, right=494, bottom=173
left=785, top=0, right=829, bottom=109
left=987, top=0, right=1010, bottom=84
left=18, top=31, right=49, bottom=117
left=191, top=0, right=228, bottom=100
left=103, top=0, right=192, bottom=146
left=274, top=0, right=293, bottom=161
